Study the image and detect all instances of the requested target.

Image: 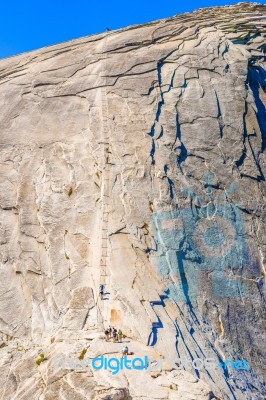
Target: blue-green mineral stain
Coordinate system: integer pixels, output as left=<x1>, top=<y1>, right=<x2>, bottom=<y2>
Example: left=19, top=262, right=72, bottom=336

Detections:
left=152, top=173, right=248, bottom=303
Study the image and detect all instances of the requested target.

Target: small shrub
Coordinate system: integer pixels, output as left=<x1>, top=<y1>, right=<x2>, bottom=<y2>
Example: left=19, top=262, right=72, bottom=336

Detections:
left=36, top=354, right=46, bottom=366
left=79, top=348, right=87, bottom=360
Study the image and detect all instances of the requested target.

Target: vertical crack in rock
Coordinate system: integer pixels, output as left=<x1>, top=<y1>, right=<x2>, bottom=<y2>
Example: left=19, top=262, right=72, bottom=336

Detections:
left=148, top=60, right=165, bottom=165
left=175, top=111, right=188, bottom=167
left=214, top=89, right=224, bottom=139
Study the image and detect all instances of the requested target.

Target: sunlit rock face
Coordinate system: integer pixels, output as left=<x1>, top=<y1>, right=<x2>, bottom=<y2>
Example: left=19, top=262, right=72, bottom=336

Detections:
left=0, top=3, right=265, bottom=399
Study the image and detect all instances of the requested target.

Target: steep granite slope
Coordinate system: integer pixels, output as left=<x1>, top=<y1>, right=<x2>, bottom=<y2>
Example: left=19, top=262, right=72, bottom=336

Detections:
left=0, top=3, right=265, bottom=399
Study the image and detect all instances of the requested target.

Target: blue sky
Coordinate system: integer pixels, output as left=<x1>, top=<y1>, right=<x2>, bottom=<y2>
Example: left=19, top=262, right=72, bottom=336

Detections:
left=0, top=0, right=265, bottom=59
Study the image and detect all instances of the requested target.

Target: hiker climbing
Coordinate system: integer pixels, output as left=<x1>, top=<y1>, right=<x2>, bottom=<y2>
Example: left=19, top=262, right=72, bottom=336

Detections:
left=99, top=284, right=105, bottom=300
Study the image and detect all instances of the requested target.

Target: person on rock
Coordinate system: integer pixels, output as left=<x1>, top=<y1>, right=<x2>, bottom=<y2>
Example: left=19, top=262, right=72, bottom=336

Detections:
left=99, top=284, right=105, bottom=300
left=122, top=346, right=129, bottom=357
left=112, top=328, right=118, bottom=342
left=104, top=326, right=112, bottom=340
left=113, top=332, right=118, bottom=342
left=108, top=326, right=112, bottom=337
left=104, top=329, right=109, bottom=341
left=118, top=329, right=123, bottom=342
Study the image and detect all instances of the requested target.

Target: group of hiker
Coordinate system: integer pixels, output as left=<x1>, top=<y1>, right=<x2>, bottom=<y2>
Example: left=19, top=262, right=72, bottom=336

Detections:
left=104, top=326, right=131, bottom=357
left=100, top=285, right=131, bottom=356
left=104, top=326, right=124, bottom=343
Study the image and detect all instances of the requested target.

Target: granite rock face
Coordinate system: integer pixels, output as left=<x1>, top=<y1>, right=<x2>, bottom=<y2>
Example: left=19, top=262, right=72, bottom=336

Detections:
left=0, top=3, right=265, bottom=399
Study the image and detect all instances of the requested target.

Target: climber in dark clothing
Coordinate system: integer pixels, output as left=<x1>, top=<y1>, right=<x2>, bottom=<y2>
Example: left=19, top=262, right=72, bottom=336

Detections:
left=99, top=284, right=105, bottom=300
left=113, top=330, right=118, bottom=342
left=104, top=329, right=109, bottom=341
